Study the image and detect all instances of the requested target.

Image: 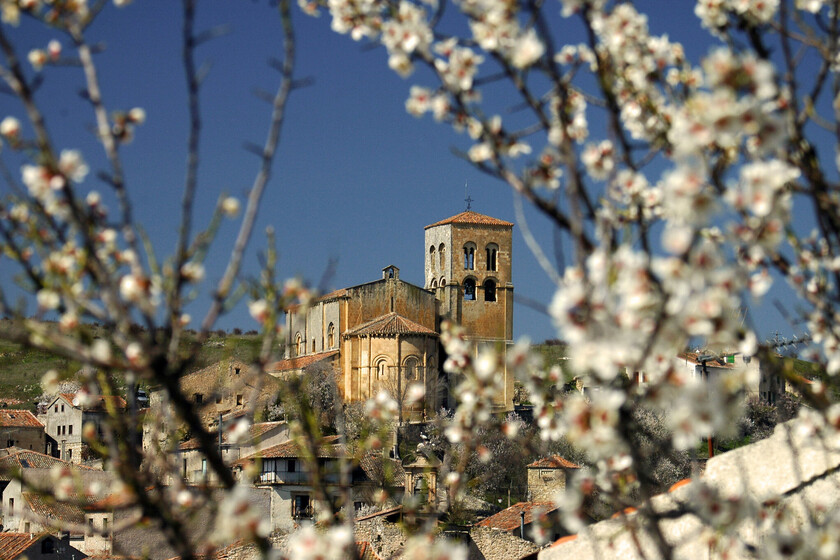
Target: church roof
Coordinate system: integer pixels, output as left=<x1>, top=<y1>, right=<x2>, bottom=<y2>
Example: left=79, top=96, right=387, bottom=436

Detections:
left=527, top=455, right=581, bottom=469
left=268, top=350, right=339, bottom=374
left=343, top=313, right=438, bottom=337
left=425, top=210, right=513, bottom=229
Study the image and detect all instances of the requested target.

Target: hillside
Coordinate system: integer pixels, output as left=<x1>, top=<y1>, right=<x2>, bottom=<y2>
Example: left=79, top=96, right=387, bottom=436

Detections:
left=0, top=324, right=265, bottom=410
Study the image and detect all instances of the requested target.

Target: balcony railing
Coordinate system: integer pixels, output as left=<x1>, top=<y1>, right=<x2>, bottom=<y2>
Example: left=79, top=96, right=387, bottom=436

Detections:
left=256, top=471, right=340, bottom=485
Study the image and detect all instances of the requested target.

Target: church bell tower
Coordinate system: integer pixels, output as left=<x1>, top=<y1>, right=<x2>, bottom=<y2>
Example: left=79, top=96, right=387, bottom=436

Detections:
left=424, top=210, right=514, bottom=410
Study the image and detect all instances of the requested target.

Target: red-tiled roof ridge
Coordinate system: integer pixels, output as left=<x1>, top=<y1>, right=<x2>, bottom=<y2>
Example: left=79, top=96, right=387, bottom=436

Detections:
left=57, top=393, right=127, bottom=411
left=527, top=455, right=581, bottom=469
left=0, top=410, right=43, bottom=428
left=425, top=211, right=514, bottom=229
left=476, top=501, right=557, bottom=532
left=343, top=312, right=438, bottom=337
left=268, top=350, right=339, bottom=374
left=668, top=478, right=692, bottom=492
left=550, top=534, right=578, bottom=548
left=610, top=506, right=638, bottom=519
left=85, top=489, right=137, bottom=511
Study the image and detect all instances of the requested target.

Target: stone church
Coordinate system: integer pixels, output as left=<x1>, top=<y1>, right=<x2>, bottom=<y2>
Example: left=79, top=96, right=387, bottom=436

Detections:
left=271, top=210, right=515, bottom=414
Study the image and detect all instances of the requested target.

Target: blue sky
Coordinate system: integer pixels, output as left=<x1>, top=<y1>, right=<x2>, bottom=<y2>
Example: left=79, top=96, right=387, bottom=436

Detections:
left=0, top=1, right=821, bottom=346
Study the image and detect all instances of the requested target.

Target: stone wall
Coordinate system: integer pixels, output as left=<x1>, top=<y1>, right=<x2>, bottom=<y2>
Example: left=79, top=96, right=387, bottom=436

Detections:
left=355, top=516, right=407, bottom=559
left=526, top=468, right=566, bottom=502
left=468, top=526, right=541, bottom=560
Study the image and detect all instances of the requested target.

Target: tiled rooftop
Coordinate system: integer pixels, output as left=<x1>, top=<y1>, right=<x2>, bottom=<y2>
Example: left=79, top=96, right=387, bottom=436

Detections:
left=178, top=421, right=287, bottom=451
left=235, top=435, right=343, bottom=463
left=268, top=350, right=339, bottom=374
left=0, top=533, right=41, bottom=560
left=58, top=393, right=127, bottom=411
left=343, top=313, right=437, bottom=337
left=527, top=455, right=581, bottom=469
left=0, top=449, right=90, bottom=480
left=425, top=211, right=514, bottom=229
left=0, top=410, right=43, bottom=428
left=22, top=492, right=86, bottom=526
left=476, top=501, right=558, bottom=532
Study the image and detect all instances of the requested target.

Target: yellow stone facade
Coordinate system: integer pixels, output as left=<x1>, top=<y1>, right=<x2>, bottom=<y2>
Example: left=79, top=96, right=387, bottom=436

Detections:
left=277, top=211, right=515, bottom=413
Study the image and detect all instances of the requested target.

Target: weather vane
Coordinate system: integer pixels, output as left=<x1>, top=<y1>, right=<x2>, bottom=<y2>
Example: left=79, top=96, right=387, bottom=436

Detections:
left=464, top=181, right=473, bottom=211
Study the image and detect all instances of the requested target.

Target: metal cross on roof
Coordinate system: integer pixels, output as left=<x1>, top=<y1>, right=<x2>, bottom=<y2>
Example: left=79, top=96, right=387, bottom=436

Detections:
left=464, top=181, right=473, bottom=210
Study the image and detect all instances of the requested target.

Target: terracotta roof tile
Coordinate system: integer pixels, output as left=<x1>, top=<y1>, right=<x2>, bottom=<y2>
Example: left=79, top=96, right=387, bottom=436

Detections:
left=22, top=492, right=86, bottom=526
left=425, top=211, right=514, bottom=229
left=527, top=455, right=581, bottom=469
left=358, top=454, right=406, bottom=487
left=0, top=410, right=43, bottom=428
left=85, top=490, right=136, bottom=511
left=178, top=421, right=287, bottom=451
left=551, top=534, right=578, bottom=547
left=58, top=393, right=127, bottom=411
left=476, top=502, right=558, bottom=532
left=344, top=313, right=437, bottom=337
left=0, top=533, right=42, bottom=560
left=235, top=435, right=342, bottom=465
left=268, top=350, right=339, bottom=374
left=0, top=449, right=91, bottom=479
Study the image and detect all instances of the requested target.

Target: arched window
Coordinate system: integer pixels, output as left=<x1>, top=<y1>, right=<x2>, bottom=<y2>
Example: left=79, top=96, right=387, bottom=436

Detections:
left=404, top=357, right=419, bottom=379
left=375, top=358, right=389, bottom=379
left=464, top=278, right=476, bottom=300
left=430, top=279, right=438, bottom=289
left=295, top=333, right=302, bottom=356
left=438, top=243, right=445, bottom=270
left=311, top=339, right=316, bottom=353
left=486, top=243, right=498, bottom=271
left=327, top=323, right=335, bottom=348
left=463, top=243, right=476, bottom=270
left=429, top=246, right=436, bottom=272
left=440, top=277, right=446, bottom=287
left=483, top=279, right=497, bottom=302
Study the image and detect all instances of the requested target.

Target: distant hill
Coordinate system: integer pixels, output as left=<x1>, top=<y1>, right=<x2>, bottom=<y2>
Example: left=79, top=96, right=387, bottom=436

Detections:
left=0, top=322, right=265, bottom=410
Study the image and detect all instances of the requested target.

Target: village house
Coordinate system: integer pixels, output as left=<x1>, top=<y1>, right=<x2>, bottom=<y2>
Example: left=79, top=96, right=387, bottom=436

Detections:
left=143, top=359, right=284, bottom=454
left=177, top=420, right=289, bottom=485
left=673, top=351, right=785, bottom=404
left=233, top=435, right=405, bottom=532
left=526, top=455, right=580, bottom=502
left=0, top=411, right=45, bottom=454
left=38, top=394, right=127, bottom=463
left=274, top=210, right=516, bottom=413
left=0, top=449, right=112, bottom=553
